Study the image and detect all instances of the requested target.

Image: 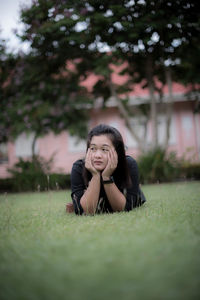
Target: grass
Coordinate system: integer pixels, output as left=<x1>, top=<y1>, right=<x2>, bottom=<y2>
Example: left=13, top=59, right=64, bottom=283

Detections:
left=0, top=181, right=200, bottom=300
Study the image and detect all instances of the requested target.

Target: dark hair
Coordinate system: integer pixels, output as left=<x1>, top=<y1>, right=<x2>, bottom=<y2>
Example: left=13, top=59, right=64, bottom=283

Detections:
left=83, top=124, right=131, bottom=188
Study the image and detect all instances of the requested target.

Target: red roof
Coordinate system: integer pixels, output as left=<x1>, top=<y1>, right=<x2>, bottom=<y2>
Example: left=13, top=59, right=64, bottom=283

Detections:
left=80, top=62, right=190, bottom=97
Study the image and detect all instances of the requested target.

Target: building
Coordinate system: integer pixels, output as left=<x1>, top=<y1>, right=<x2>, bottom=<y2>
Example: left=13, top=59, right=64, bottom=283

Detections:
left=0, top=77, right=200, bottom=178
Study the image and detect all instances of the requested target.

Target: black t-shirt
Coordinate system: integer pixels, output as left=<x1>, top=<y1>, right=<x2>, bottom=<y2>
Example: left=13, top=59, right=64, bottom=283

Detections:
left=70, top=155, right=139, bottom=215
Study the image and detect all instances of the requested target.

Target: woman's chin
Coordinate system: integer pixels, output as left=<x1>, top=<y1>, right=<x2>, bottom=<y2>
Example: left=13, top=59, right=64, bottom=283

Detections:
left=94, top=165, right=104, bottom=172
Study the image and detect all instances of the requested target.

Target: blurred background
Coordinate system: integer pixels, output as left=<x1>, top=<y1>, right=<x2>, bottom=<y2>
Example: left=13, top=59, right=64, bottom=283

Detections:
left=0, top=0, right=200, bottom=191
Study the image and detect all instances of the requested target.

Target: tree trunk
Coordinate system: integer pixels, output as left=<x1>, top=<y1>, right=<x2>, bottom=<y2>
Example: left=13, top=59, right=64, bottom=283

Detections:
left=146, top=55, right=158, bottom=149
left=31, top=133, right=37, bottom=158
left=108, top=78, right=145, bottom=151
left=164, top=67, right=173, bottom=149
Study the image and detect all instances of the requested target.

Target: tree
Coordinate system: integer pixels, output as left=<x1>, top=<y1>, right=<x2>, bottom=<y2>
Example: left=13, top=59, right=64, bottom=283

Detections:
left=0, top=4, right=92, bottom=152
left=0, top=36, right=19, bottom=143
left=2, top=0, right=199, bottom=152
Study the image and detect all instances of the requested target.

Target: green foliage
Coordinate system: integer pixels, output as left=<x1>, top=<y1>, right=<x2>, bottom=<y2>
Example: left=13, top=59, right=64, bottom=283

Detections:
left=0, top=37, right=19, bottom=143
left=0, top=178, right=13, bottom=193
left=7, top=156, right=70, bottom=192
left=49, top=173, right=71, bottom=190
left=8, top=156, right=50, bottom=192
left=180, top=163, right=200, bottom=180
left=138, top=147, right=180, bottom=184
left=0, top=182, right=200, bottom=300
left=0, top=173, right=70, bottom=193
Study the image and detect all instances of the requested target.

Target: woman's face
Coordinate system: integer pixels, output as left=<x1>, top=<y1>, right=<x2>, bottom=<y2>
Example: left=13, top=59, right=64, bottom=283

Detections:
left=89, top=134, right=114, bottom=171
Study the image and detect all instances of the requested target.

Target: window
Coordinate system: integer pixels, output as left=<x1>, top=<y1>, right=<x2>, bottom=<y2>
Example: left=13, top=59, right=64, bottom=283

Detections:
left=158, top=115, right=176, bottom=145
left=0, top=143, right=8, bottom=163
left=108, top=121, right=119, bottom=130
left=125, top=117, right=149, bottom=148
left=125, top=115, right=176, bottom=148
left=15, top=133, right=38, bottom=157
left=68, top=135, right=86, bottom=153
left=181, top=115, right=193, bottom=140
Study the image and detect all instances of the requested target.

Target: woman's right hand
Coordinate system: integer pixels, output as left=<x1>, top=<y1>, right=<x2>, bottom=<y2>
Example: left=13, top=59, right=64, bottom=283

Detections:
left=85, top=148, right=99, bottom=176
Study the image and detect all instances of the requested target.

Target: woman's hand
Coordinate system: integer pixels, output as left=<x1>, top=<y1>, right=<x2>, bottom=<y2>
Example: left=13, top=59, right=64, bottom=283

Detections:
left=102, top=147, right=118, bottom=179
left=66, top=202, right=74, bottom=213
left=85, top=148, right=99, bottom=176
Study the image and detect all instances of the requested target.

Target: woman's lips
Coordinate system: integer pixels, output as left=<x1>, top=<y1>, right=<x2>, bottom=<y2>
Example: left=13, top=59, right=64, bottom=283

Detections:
left=94, top=161, right=103, bottom=165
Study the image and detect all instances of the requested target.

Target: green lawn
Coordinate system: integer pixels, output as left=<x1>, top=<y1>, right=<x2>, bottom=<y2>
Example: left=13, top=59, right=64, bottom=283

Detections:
left=0, top=181, right=200, bottom=300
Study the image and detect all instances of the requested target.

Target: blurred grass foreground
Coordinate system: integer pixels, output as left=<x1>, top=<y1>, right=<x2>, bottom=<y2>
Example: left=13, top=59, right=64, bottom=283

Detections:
left=0, top=181, right=200, bottom=300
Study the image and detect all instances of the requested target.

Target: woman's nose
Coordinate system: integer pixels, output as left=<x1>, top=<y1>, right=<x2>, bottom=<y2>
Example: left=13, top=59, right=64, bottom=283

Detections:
left=94, top=149, right=102, bottom=157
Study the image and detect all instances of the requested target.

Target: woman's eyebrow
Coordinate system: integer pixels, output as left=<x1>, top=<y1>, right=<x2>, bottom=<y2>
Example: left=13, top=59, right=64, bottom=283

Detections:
left=90, top=143, right=110, bottom=147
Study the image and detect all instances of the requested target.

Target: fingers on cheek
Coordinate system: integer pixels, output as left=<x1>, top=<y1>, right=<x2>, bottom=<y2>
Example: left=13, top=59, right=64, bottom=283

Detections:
left=114, top=150, right=118, bottom=161
left=109, top=151, right=112, bottom=161
left=112, top=149, right=116, bottom=159
left=111, top=150, right=116, bottom=162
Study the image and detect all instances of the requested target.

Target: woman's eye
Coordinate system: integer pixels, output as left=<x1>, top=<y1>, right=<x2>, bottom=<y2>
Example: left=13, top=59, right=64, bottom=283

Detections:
left=102, top=148, right=109, bottom=152
left=90, top=147, right=96, bottom=151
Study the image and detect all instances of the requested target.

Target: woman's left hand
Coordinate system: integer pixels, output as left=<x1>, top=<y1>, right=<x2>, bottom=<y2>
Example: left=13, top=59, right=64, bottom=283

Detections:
left=102, top=147, right=118, bottom=179
left=66, top=202, right=74, bottom=213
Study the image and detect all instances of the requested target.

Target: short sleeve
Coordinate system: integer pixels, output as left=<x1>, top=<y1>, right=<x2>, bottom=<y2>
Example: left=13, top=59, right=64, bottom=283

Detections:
left=124, top=156, right=139, bottom=211
left=70, top=160, right=86, bottom=215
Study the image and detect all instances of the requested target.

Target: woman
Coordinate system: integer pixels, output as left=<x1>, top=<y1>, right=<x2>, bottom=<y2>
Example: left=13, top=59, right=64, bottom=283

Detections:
left=67, top=124, right=146, bottom=215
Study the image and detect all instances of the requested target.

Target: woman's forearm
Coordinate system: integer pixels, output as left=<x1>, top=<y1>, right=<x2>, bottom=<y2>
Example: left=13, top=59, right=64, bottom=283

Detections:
left=80, top=174, right=101, bottom=214
left=103, top=182, right=126, bottom=212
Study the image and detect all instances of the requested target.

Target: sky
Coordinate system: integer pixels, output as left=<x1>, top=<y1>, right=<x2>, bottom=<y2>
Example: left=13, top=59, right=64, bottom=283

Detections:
left=0, top=0, right=32, bottom=52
